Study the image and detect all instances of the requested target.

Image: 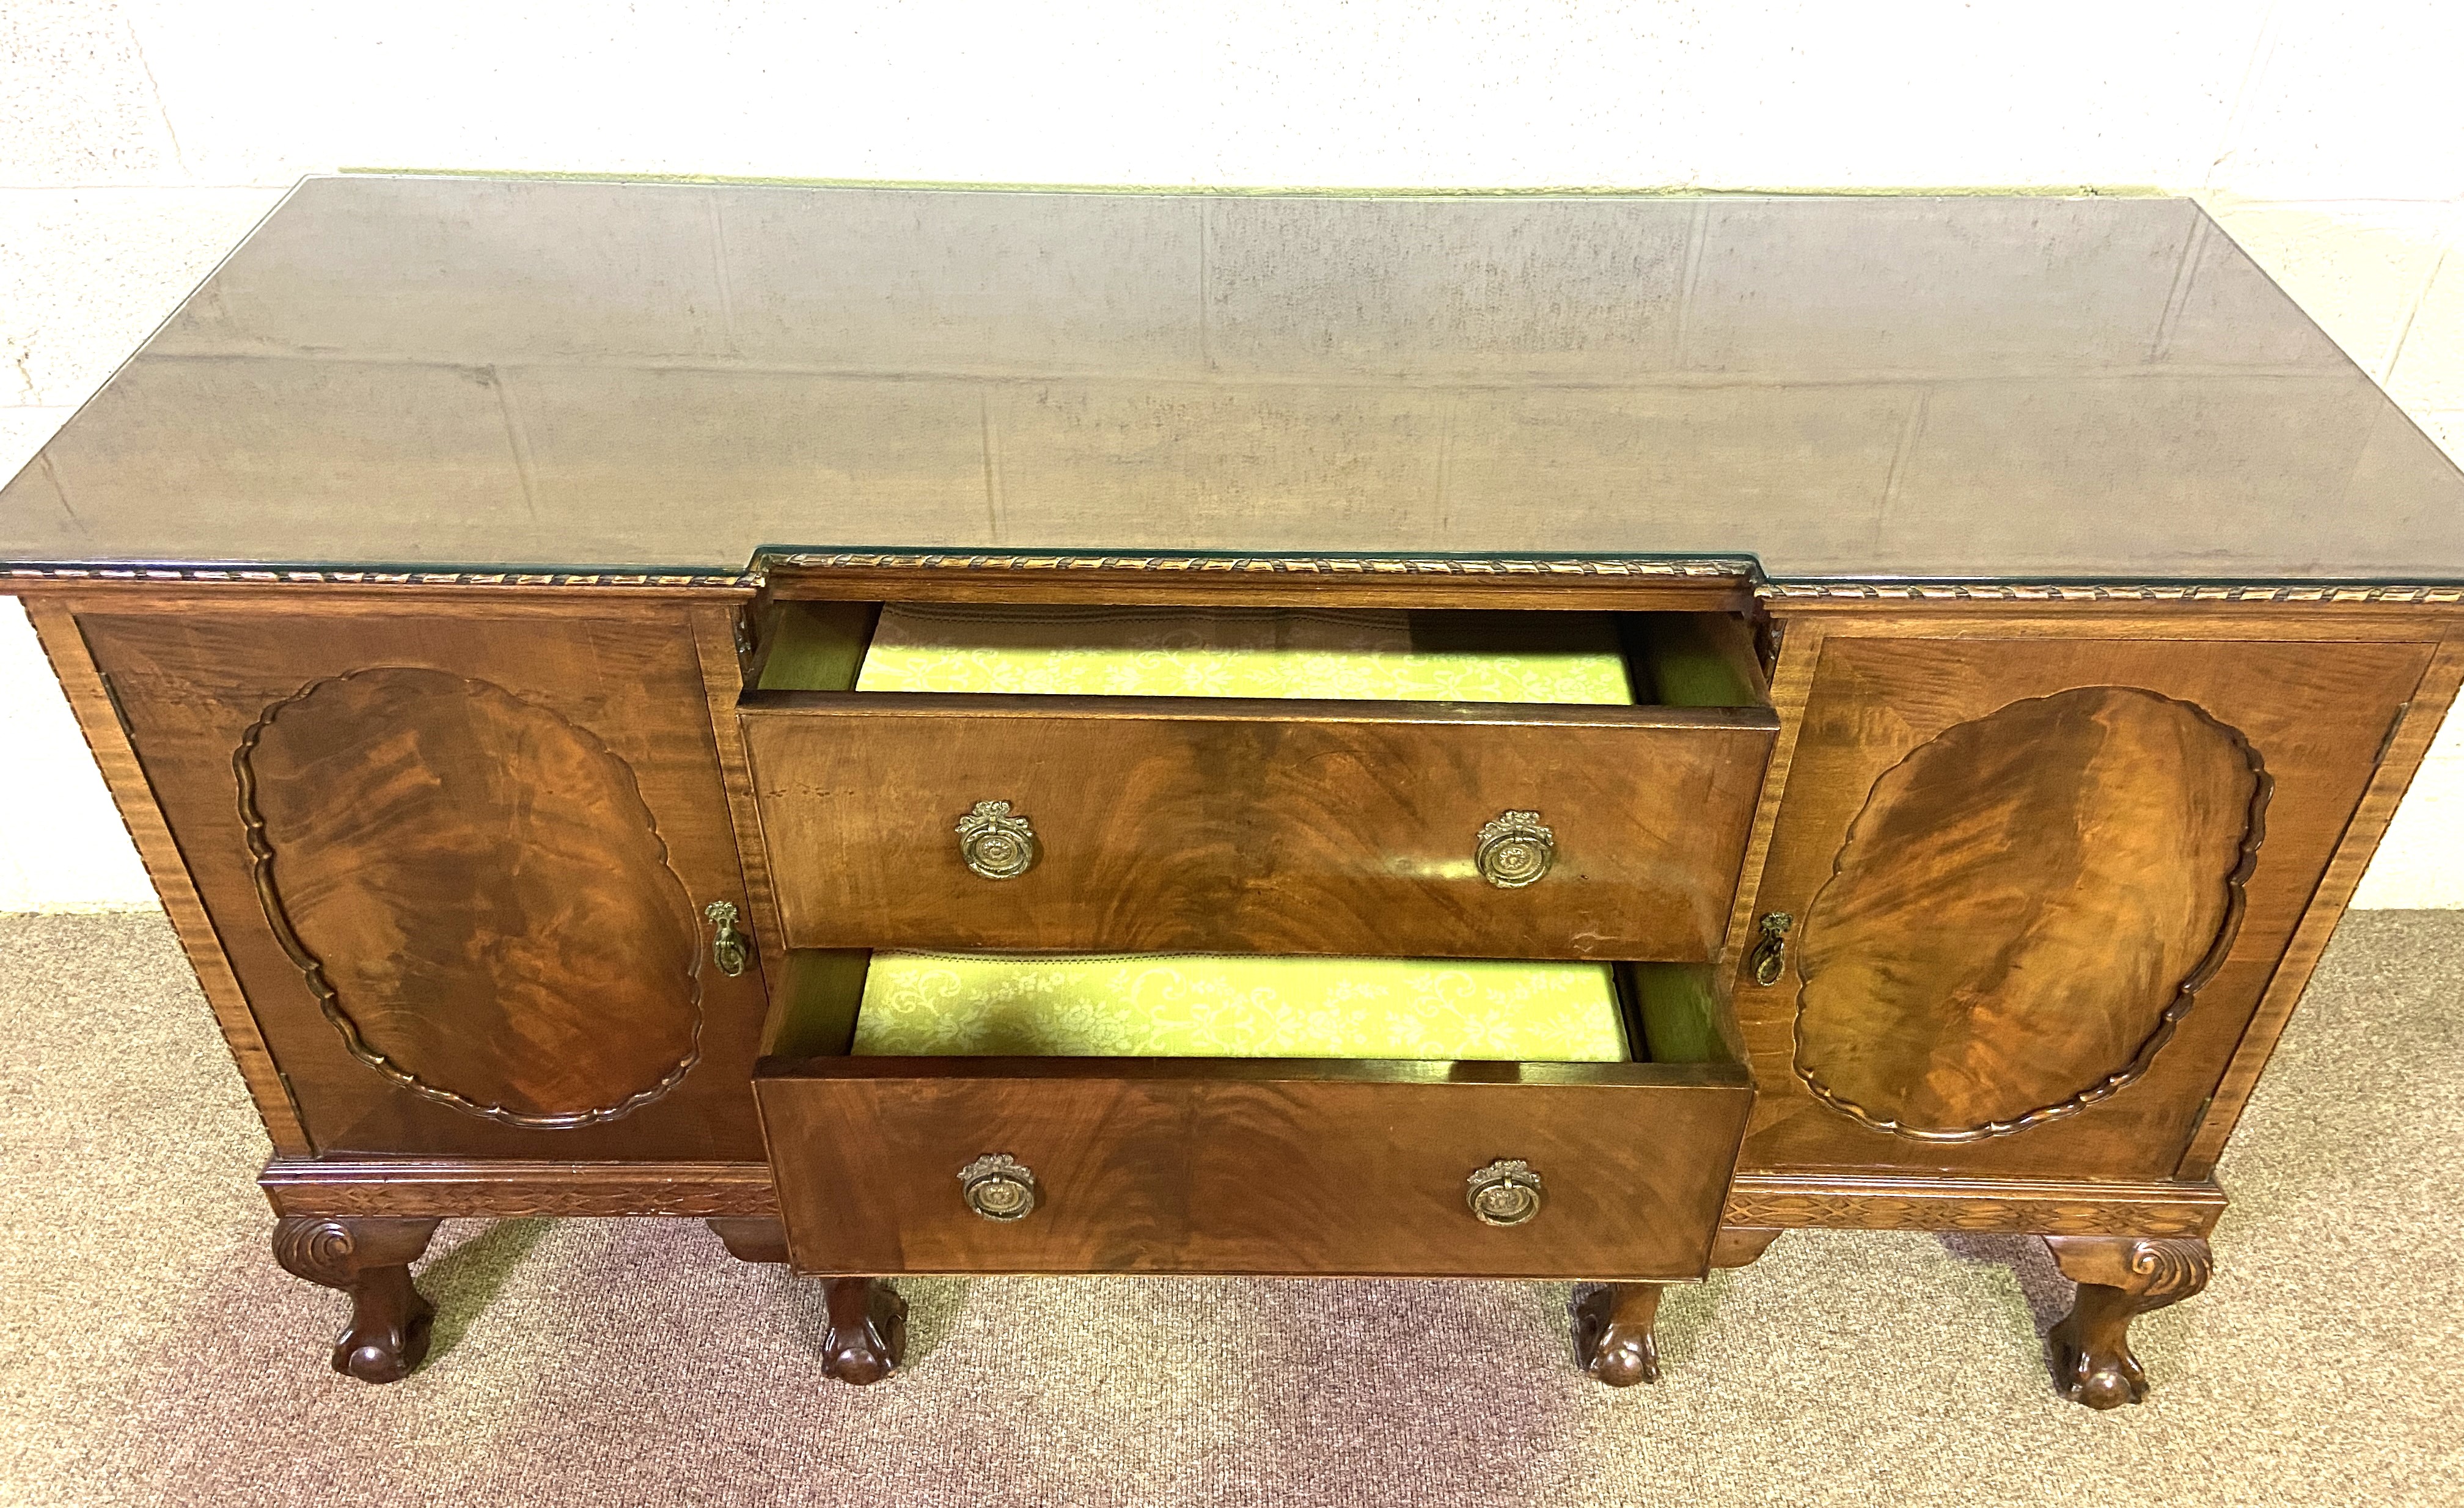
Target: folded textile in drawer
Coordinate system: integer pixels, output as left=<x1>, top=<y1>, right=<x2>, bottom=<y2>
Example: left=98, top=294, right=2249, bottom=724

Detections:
left=853, top=605, right=1636, bottom=703
left=849, top=952, right=1629, bottom=1061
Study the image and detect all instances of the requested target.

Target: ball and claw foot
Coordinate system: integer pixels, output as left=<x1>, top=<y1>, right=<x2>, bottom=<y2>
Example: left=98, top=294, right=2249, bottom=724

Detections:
left=707, top=1223, right=906, bottom=1386
left=1573, top=1283, right=1663, bottom=1386
left=819, top=1276, right=908, bottom=1385
left=706, top=1221, right=906, bottom=1386
left=271, top=1215, right=443, bottom=1385
left=2050, top=1290, right=2154, bottom=1410
left=331, top=1278, right=435, bottom=1383
left=2042, top=1235, right=2212, bottom=1410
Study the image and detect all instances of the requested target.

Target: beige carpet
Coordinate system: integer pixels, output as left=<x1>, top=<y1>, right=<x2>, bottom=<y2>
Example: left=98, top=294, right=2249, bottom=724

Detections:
left=1, top=911, right=2459, bottom=1507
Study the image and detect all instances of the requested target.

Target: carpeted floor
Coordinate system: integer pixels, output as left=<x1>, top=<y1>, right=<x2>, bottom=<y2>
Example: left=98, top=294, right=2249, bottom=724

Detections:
left=1, top=911, right=2459, bottom=1507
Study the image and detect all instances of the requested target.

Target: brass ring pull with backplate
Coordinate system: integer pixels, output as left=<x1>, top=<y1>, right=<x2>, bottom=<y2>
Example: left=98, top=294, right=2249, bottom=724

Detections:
left=956, top=800, right=1040, bottom=879
left=1475, top=811, right=1555, bottom=888
left=959, top=1154, right=1039, bottom=1220
left=1465, top=1159, right=1545, bottom=1226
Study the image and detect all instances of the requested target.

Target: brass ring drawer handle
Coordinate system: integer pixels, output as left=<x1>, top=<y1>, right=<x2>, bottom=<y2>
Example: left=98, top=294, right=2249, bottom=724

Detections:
left=959, top=1154, right=1039, bottom=1221
left=1465, top=1158, right=1545, bottom=1226
left=956, top=800, right=1040, bottom=879
left=1475, top=811, right=1555, bottom=888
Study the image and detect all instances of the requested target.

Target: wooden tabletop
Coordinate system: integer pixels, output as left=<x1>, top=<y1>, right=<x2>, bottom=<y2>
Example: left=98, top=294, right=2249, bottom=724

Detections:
left=4, top=175, right=2459, bottom=581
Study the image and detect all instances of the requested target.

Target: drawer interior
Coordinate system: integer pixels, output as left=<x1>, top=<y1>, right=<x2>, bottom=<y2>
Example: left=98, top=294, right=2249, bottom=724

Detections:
left=747, top=599, right=1771, bottom=709
left=763, top=946, right=1744, bottom=1069
left=856, top=951, right=1633, bottom=1060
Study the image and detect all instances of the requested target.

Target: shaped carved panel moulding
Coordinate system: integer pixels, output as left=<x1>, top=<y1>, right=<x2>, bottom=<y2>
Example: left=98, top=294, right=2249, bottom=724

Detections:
left=236, top=667, right=704, bottom=1127
left=1793, top=687, right=2269, bottom=1142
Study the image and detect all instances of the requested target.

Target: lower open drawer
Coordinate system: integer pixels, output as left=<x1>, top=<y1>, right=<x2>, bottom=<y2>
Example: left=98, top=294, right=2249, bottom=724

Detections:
left=752, top=953, right=1755, bottom=1280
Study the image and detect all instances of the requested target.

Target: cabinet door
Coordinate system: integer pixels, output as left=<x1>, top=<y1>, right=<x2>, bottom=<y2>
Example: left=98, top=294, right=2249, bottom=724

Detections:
left=73, top=593, right=770, bottom=1160
left=1736, top=631, right=2433, bottom=1181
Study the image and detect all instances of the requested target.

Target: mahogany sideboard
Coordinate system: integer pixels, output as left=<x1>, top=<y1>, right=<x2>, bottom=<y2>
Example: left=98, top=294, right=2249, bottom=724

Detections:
left=9, top=176, right=2463, bottom=1409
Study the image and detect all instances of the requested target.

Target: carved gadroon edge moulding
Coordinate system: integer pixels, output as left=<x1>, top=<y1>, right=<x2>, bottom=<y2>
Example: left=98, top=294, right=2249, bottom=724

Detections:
left=1759, top=580, right=2464, bottom=603
left=761, top=551, right=1763, bottom=578
left=3, top=565, right=760, bottom=588
left=12, top=556, right=2464, bottom=604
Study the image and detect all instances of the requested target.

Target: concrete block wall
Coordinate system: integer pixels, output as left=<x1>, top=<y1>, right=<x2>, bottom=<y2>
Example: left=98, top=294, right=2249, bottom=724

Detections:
left=4, top=0, right=2462, bottom=909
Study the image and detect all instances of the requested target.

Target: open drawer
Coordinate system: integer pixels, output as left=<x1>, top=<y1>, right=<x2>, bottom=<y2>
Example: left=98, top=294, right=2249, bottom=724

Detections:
left=753, top=953, right=1755, bottom=1280
left=739, top=605, right=1779, bottom=961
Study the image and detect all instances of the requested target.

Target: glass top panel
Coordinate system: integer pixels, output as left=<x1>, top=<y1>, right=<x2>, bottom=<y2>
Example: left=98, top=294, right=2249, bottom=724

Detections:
left=5, top=175, right=2460, bottom=580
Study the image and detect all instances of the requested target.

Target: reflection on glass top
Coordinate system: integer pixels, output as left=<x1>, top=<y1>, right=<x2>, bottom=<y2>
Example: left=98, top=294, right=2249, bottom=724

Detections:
left=4, top=175, right=2461, bottom=580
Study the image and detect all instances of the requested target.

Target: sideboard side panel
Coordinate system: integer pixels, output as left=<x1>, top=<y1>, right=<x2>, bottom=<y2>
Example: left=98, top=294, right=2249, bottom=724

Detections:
left=22, top=597, right=314, bottom=1155
left=2175, top=634, right=2464, bottom=1177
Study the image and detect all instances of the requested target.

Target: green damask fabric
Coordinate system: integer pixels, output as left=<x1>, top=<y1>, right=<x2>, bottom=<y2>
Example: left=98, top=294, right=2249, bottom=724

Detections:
left=851, top=953, right=1630, bottom=1061
left=855, top=604, right=1635, bottom=703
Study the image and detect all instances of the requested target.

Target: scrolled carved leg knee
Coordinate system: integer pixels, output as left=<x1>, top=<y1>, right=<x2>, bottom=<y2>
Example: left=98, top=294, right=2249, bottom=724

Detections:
left=2044, top=1235, right=2212, bottom=1410
left=270, top=1215, right=443, bottom=1384
left=706, top=1219, right=906, bottom=1386
left=1574, top=1283, right=1663, bottom=1385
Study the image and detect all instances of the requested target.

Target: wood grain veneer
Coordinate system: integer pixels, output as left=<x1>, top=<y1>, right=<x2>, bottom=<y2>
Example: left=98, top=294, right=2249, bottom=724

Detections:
left=2176, top=634, right=2464, bottom=1177
left=755, top=1056, right=1753, bottom=1279
left=1792, top=685, right=2267, bottom=1143
left=1732, top=621, right=2435, bottom=1183
left=744, top=693, right=1776, bottom=961
left=238, top=665, right=708, bottom=1126
left=21, top=600, right=314, bottom=1156
left=66, top=591, right=776, bottom=1161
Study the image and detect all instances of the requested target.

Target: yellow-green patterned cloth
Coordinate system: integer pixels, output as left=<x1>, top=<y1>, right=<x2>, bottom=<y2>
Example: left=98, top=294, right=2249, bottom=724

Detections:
left=855, top=605, right=1634, bottom=703
left=851, top=953, right=1630, bottom=1061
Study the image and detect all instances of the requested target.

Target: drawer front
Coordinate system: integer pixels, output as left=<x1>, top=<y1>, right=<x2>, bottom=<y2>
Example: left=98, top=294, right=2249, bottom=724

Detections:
left=754, top=1058, right=1755, bottom=1279
left=742, top=694, right=1777, bottom=960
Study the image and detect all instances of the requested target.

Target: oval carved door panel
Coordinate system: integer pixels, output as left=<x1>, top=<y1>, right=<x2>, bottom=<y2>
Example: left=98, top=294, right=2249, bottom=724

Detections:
left=1794, top=686, right=2268, bottom=1142
left=237, top=666, right=703, bottom=1127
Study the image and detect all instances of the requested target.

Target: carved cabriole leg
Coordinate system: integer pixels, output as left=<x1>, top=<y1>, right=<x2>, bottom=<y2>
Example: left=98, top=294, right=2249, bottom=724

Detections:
left=706, top=1218, right=907, bottom=1386
left=2043, top=1235, right=2213, bottom=1410
left=1575, top=1227, right=1784, bottom=1387
left=270, top=1215, right=442, bottom=1383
